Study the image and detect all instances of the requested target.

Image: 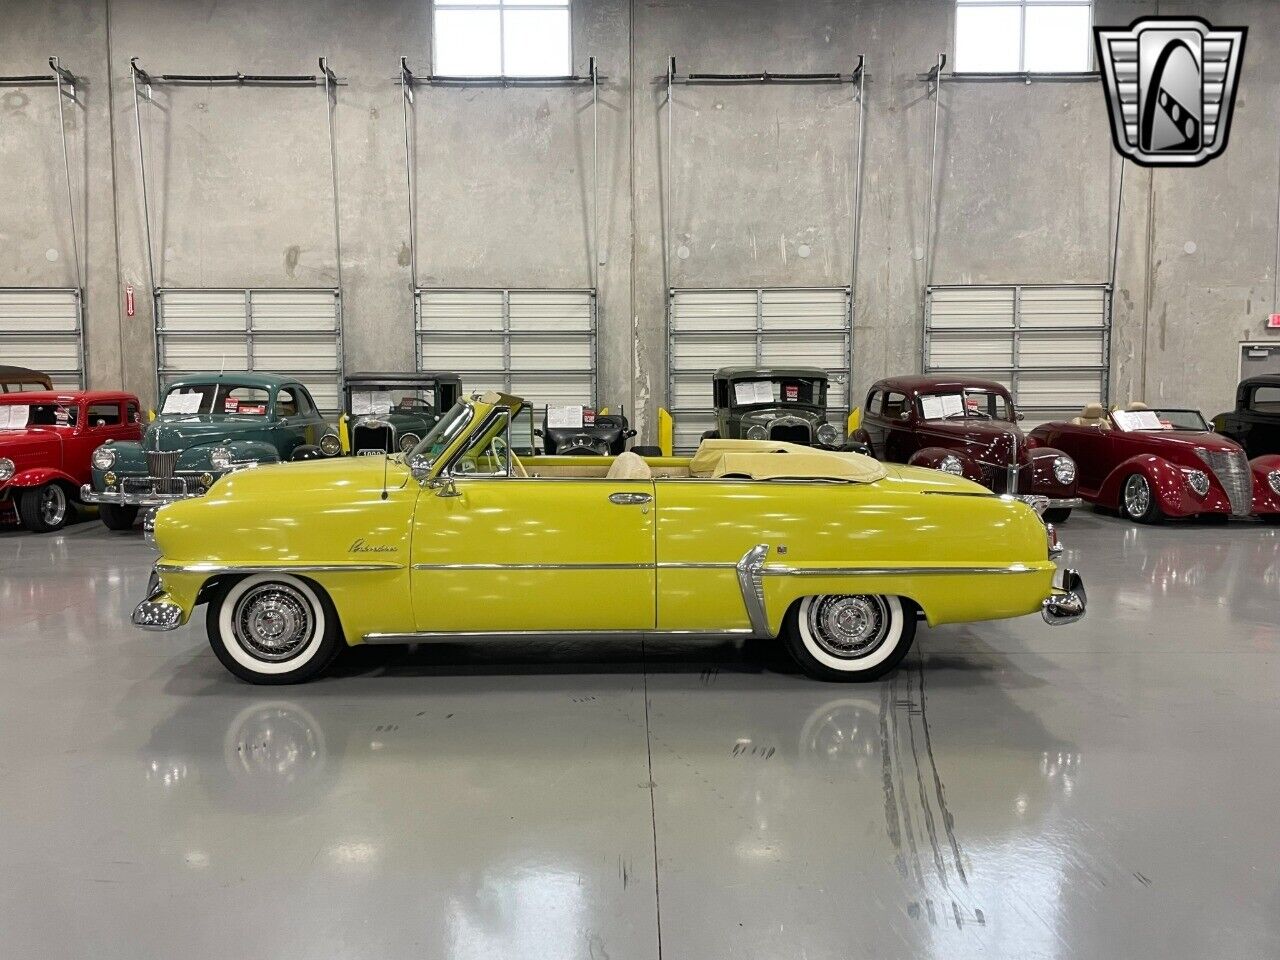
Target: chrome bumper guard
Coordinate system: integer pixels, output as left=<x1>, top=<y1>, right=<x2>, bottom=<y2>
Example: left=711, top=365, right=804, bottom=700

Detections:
left=1042, top=568, right=1086, bottom=626
left=81, top=477, right=205, bottom=508
left=131, top=569, right=183, bottom=632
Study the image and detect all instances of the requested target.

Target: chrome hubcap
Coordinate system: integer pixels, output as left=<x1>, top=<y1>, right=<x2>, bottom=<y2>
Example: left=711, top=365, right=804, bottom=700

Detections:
left=232, top=583, right=314, bottom=662
left=1123, top=475, right=1150, bottom=518
left=39, top=485, right=66, bottom=526
left=807, top=595, right=891, bottom=660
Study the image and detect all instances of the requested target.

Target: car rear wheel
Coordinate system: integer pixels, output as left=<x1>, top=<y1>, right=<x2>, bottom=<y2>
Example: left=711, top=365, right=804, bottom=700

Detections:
left=782, top=594, right=916, bottom=682
left=99, top=504, right=139, bottom=531
left=1120, top=473, right=1162, bottom=524
left=17, top=483, right=71, bottom=533
left=206, top=573, right=343, bottom=685
left=1043, top=508, right=1072, bottom=524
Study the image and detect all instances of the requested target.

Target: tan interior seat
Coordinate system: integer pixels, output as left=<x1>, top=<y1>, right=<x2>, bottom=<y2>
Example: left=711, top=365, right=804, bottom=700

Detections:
left=1125, top=401, right=1150, bottom=411
left=1071, top=402, right=1110, bottom=428
left=604, top=451, right=653, bottom=481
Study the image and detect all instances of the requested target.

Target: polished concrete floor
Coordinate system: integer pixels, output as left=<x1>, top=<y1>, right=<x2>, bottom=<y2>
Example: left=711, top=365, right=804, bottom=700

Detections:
left=1, top=512, right=1278, bottom=959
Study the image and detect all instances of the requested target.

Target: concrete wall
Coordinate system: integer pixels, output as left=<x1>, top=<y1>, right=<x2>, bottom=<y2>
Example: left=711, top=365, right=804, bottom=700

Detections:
left=1, top=0, right=1277, bottom=435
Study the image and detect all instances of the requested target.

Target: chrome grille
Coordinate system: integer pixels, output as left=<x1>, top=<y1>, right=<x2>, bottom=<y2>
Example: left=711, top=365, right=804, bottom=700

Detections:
left=146, top=450, right=179, bottom=479
left=769, top=423, right=811, bottom=445
left=1198, top=448, right=1252, bottom=516
left=353, top=423, right=394, bottom=455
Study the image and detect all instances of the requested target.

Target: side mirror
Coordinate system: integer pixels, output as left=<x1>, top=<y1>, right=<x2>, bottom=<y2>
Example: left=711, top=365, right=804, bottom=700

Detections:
left=899, top=411, right=910, bottom=421
left=429, top=476, right=460, bottom=498
left=1016, top=412, right=1025, bottom=421
left=409, top=454, right=433, bottom=483
left=625, top=429, right=637, bottom=439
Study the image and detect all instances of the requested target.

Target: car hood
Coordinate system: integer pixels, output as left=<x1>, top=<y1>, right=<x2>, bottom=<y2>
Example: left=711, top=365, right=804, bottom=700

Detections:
left=143, top=417, right=272, bottom=451
left=1116, top=429, right=1242, bottom=454
left=915, top=420, right=1025, bottom=461
left=206, top=453, right=404, bottom=502
left=0, top=428, right=62, bottom=462
left=739, top=406, right=820, bottom=422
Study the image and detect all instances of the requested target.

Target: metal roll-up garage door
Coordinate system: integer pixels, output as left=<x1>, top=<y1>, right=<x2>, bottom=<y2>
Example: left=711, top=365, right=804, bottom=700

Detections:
left=417, top=288, right=597, bottom=426
left=155, top=288, right=343, bottom=412
left=924, top=285, right=1110, bottom=425
left=0, top=288, right=84, bottom=389
left=667, top=287, right=851, bottom=452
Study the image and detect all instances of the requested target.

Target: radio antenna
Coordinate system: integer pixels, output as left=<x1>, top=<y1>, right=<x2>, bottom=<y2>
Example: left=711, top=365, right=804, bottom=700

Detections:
left=381, top=450, right=390, bottom=500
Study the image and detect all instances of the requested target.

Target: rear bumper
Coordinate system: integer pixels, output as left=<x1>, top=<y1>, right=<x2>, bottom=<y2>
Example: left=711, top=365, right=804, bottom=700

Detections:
left=1042, top=568, right=1086, bottom=625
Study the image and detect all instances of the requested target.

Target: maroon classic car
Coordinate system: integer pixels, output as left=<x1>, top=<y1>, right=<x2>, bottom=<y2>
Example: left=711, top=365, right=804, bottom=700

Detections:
left=0, top=390, right=143, bottom=532
left=853, top=376, right=1080, bottom=522
left=1028, top=403, right=1280, bottom=524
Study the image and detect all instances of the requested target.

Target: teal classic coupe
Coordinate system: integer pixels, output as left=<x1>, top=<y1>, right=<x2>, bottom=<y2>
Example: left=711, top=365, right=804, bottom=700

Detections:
left=82, top=372, right=340, bottom=530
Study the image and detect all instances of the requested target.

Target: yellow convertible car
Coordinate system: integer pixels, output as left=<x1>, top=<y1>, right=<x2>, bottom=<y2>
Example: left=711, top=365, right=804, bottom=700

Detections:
left=135, top=391, right=1086, bottom=684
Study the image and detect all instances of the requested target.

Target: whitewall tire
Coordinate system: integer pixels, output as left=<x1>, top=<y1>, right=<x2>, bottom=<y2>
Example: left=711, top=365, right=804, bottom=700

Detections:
left=782, top=594, right=916, bottom=682
left=206, top=573, right=342, bottom=684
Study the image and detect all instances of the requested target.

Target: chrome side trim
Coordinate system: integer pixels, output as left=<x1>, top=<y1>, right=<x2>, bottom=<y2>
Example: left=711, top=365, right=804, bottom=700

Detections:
left=412, top=561, right=648, bottom=571
left=762, top=563, right=1039, bottom=577
left=656, top=561, right=736, bottom=570
left=155, top=562, right=401, bottom=574
left=361, top=628, right=755, bottom=644
left=735, top=543, right=772, bottom=638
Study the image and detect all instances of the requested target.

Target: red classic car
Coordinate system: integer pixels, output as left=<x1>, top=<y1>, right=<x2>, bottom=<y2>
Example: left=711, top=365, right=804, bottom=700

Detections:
left=852, top=376, right=1080, bottom=522
left=1028, top=403, right=1280, bottom=524
left=0, top=390, right=143, bottom=532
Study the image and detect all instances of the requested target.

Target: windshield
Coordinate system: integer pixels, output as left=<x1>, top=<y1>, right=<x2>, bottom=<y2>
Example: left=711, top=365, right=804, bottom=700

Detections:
left=347, top=384, right=437, bottom=416
left=406, top=400, right=473, bottom=463
left=918, top=390, right=1013, bottom=422
left=728, top=377, right=826, bottom=407
left=1, top=402, right=77, bottom=429
left=1112, top=408, right=1208, bottom=431
left=161, top=383, right=272, bottom=417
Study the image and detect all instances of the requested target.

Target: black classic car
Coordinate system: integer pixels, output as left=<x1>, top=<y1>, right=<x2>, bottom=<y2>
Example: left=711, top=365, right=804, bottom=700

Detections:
left=702, top=366, right=850, bottom=450
left=536, top=405, right=661, bottom=457
left=341, top=371, right=462, bottom=456
left=1214, top=374, right=1280, bottom=457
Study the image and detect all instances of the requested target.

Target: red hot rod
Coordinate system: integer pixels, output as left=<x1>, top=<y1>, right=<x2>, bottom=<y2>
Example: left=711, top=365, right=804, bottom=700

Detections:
left=0, top=390, right=143, bottom=532
left=853, top=376, right=1080, bottom=523
left=1028, top=403, right=1280, bottom=524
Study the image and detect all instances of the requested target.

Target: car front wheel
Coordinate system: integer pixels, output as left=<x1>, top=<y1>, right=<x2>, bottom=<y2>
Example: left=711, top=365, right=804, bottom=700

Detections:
left=1120, top=473, right=1162, bottom=523
left=206, top=573, right=343, bottom=684
left=99, top=504, right=139, bottom=531
left=782, top=594, right=917, bottom=682
left=1043, top=508, right=1072, bottom=524
left=17, top=483, right=71, bottom=533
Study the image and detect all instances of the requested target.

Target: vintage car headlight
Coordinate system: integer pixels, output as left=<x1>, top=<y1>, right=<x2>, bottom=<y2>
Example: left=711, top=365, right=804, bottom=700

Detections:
left=319, top=433, right=342, bottom=457
left=0, top=457, right=13, bottom=483
left=209, top=446, right=234, bottom=471
left=1184, top=469, right=1210, bottom=497
left=1268, top=470, right=1280, bottom=497
left=92, top=446, right=116, bottom=470
left=1052, top=455, right=1076, bottom=485
left=938, top=454, right=964, bottom=476
left=746, top=425, right=768, bottom=441
left=816, top=423, right=841, bottom=447
left=399, top=433, right=421, bottom=454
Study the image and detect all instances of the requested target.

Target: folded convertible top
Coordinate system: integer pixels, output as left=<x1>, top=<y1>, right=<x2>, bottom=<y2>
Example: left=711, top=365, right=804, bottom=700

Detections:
left=689, top=439, right=888, bottom=483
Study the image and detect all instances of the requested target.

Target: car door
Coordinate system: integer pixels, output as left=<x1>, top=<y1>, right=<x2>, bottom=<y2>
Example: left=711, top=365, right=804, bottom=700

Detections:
left=1245, top=384, right=1280, bottom=457
left=410, top=409, right=656, bottom=633
left=271, top=386, right=313, bottom=457
left=860, top=391, right=886, bottom=455
left=881, top=392, right=915, bottom=463
left=1049, top=423, right=1110, bottom=494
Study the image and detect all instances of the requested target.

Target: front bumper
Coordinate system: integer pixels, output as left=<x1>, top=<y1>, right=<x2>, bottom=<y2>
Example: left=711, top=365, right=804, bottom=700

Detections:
left=1042, top=568, right=1086, bottom=625
left=132, top=569, right=187, bottom=631
left=81, top=478, right=206, bottom=508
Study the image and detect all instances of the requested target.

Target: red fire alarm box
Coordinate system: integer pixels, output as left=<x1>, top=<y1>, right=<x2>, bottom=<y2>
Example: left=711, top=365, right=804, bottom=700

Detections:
left=1267, top=313, right=1280, bottom=329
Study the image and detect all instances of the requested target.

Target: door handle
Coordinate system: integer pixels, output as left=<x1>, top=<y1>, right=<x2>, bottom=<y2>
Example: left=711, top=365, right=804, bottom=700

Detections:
left=609, top=492, right=652, bottom=506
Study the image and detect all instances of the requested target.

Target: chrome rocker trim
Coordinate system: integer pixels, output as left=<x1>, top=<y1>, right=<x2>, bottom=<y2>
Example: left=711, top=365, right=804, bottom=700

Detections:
left=155, top=561, right=401, bottom=574
left=1042, top=568, right=1087, bottom=625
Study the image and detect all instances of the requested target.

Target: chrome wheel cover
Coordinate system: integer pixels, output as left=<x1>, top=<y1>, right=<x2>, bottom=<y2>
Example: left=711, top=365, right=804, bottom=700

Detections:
left=39, top=485, right=67, bottom=527
left=1123, top=474, right=1151, bottom=518
left=806, top=595, right=891, bottom=660
left=231, top=583, right=315, bottom=662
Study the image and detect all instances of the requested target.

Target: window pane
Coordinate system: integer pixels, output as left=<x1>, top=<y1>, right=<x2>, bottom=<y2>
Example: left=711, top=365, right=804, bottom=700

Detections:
left=503, top=8, right=570, bottom=77
left=1024, top=5, right=1090, bottom=71
left=434, top=9, right=502, bottom=76
left=954, top=5, right=1022, bottom=72
left=504, top=0, right=569, bottom=5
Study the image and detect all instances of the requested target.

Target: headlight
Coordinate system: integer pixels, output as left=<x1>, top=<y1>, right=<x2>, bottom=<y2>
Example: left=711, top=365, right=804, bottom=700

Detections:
left=92, top=446, right=116, bottom=470
left=816, top=423, right=841, bottom=447
left=746, top=425, right=767, bottom=441
left=1184, top=469, right=1210, bottom=497
left=209, top=446, right=233, bottom=471
left=399, top=433, right=421, bottom=454
left=938, top=454, right=964, bottom=476
left=1268, top=470, right=1280, bottom=497
left=1052, top=455, right=1076, bottom=485
left=319, top=433, right=342, bottom=457
left=0, top=457, right=13, bottom=483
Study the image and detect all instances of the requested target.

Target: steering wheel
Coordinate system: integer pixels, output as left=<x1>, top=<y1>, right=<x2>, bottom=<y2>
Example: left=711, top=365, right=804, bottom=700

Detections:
left=509, top=448, right=527, bottom=478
